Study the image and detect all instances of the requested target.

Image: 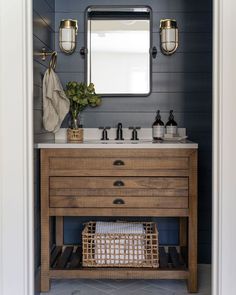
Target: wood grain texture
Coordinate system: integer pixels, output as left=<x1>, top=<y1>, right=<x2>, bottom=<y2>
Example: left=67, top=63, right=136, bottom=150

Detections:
left=187, top=150, right=198, bottom=292
left=49, top=207, right=189, bottom=217
left=50, top=188, right=188, bottom=197
left=55, top=217, right=63, bottom=246
left=49, top=157, right=189, bottom=171
left=180, top=217, right=188, bottom=247
left=50, top=176, right=188, bottom=189
left=50, top=268, right=188, bottom=279
left=40, top=145, right=197, bottom=291
left=50, top=196, right=189, bottom=209
left=40, top=150, right=50, bottom=291
left=49, top=169, right=189, bottom=177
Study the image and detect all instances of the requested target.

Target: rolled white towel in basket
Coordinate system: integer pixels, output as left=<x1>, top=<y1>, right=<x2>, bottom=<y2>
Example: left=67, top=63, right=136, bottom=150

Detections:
left=94, top=222, right=145, bottom=265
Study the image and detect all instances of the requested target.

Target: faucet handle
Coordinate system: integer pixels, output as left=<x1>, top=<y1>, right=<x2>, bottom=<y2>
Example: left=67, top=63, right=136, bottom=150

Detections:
left=99, top=127, right=110, bottom=140
left=129, top=127, right=141, bottom=141
left=116, top=122, right=124, bottom=140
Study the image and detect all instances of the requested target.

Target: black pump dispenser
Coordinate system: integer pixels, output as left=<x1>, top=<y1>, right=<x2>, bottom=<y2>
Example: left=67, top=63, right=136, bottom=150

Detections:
left=166, top=110, right=178, bottom=135
left=152, top=110, right=165, bottom=140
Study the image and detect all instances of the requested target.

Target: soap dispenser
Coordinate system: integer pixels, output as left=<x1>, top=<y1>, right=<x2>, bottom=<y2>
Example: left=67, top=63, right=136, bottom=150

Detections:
left=152, top=110, right=165, bottom=140
left=166, top=110, right=178, bottom=135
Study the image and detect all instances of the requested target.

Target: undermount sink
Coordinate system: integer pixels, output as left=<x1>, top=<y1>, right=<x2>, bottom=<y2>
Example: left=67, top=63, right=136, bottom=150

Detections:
left=84, top=139, right=153, bottom=144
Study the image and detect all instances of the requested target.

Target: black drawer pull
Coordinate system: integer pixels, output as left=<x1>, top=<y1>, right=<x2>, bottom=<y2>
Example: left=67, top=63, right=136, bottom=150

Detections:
left=113, top=198, right=125, bottom=205
left=113, top=180, right=125, bottom=187
left=113, top=160, right=125, bottom=166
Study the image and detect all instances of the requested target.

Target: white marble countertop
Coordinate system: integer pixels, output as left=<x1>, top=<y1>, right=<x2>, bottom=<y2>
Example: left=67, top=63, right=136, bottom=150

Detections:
left=35, top=128, right=198, bottom=149
left=35, top=139, right=198, bottom=149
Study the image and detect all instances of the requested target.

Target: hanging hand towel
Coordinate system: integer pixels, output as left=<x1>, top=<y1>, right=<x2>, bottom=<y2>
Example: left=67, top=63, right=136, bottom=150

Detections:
left=43, top=68, right=70, bottom=133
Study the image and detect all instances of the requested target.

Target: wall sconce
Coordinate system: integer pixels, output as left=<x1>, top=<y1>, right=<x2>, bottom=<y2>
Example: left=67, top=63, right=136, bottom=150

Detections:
left=160, top=19, right=179, bottom=55
left=59, top=19, right=78, bottom=54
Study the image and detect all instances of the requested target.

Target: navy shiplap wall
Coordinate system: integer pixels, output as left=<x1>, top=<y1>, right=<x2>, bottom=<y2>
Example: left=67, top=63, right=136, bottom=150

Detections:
left=54, top=0, right=212, bottom=263
left=33, top=0, right=55, bottom=290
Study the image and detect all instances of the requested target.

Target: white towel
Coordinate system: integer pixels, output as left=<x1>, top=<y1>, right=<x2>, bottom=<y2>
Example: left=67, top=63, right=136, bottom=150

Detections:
left=43, top=68, right=70, bottom=133
left=95, top=222, right=145, bottom=234
left=94, top=222, right=145, bottom=265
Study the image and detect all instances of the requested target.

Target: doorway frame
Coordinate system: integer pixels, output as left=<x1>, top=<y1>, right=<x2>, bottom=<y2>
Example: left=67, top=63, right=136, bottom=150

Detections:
left=0, top=0, right=236, bottom=294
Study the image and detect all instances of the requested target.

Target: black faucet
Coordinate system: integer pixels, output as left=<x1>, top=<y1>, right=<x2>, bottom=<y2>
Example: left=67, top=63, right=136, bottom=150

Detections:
left=115, top=123, right=124, bottom=140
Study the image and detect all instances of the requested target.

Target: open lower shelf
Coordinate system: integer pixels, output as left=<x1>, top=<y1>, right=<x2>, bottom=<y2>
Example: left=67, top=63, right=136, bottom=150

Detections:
left=50, top=245, right=188, bottom=280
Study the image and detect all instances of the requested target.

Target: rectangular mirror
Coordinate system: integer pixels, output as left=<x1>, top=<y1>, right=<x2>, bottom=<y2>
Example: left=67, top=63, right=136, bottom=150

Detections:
left=86, top=6, right=152, bottom=96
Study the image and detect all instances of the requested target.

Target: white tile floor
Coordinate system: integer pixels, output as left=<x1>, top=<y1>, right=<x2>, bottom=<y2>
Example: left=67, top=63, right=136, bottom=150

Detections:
left=41, top=265, right=211, bottom=295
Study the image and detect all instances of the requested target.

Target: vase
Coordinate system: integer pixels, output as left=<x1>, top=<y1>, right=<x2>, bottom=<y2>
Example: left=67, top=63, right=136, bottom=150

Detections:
left=67, top=128, right=83, bottom=143
left=71, top=117, right=79, bottom=129
left=67, top=111, right=83, bottom=142
left=70, top=110, right=80, bottom=129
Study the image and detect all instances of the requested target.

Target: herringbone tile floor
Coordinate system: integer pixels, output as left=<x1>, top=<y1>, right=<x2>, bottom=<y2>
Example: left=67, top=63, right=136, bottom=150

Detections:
left=41, top=265, right=211, bottom=295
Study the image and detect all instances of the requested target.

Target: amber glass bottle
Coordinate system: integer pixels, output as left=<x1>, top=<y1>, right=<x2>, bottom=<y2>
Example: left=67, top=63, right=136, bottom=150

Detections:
left=152, top=110, right=165, bottom=140
left=166, top=110, right=177, bottom=135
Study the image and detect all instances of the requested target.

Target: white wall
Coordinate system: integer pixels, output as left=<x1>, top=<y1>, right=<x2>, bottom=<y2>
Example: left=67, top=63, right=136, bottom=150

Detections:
left=213, top=0, right=236, bottom=294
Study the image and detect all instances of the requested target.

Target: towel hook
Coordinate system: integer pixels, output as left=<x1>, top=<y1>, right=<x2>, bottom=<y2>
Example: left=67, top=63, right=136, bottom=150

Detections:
left=34, top=47, right=57, bottom=61
left=49, top=51, right=57, bottom=72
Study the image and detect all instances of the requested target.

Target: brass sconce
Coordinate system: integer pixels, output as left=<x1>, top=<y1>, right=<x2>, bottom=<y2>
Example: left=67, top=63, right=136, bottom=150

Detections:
left=160, top=19, right=179, bottom=55
left=59, top=19, right=78, bottom=54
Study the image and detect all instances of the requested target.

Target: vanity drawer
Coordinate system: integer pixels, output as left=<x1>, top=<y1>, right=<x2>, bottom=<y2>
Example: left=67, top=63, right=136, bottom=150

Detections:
left=50, top=176, right=188, bottom=198
left=49, top=157, right=189, bottom=172
left=50, top=176, right=188, bottom=189
left=50, top=196, right=188, bottom=209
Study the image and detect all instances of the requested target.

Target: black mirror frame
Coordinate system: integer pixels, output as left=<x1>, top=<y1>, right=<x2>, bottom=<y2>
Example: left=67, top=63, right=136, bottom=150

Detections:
left=83, top=5, right=154, bottom=97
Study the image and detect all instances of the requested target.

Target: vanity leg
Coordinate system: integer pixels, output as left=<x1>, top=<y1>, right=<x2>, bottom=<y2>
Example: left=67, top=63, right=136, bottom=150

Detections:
left=41, top=211, right=50, bottom=291
left=179, top=217, right=188, bottom=264
left=56, top=217, right=64, bottom=246
left=180, top=217, right=187, bottom=246
left=187, top=216, right=197, bottom=292
left=40, top=151, right=50, bottom=292
left=187, top=152, right=198, bottom=293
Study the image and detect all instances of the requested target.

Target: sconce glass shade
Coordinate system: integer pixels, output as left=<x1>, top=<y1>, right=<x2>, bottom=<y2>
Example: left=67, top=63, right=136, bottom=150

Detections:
left=160, top=19, right=179, bottom=55
left=59, top=19, right=78, bottom=54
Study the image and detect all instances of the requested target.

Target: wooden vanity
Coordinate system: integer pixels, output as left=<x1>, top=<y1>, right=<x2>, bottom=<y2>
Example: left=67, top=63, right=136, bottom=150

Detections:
left=39, top=146, right=198, bottom=293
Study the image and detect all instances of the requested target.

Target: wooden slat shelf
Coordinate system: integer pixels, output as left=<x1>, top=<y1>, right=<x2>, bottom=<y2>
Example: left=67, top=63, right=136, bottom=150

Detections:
left=50, top=245, right=188, bottom=279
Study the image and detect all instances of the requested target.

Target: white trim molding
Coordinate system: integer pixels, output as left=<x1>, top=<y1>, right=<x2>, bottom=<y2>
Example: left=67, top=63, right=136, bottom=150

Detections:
left=0, top=0, right=236, bottom=294
left=0, top=0, right=34, bottom=295
left=213, top=0, right=236, bottom=295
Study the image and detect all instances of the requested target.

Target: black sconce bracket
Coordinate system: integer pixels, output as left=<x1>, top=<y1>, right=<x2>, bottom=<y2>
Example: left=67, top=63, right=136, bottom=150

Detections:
left=80, top=47, right=87, bottom=57
left=151, top=46, right=157, bottom=59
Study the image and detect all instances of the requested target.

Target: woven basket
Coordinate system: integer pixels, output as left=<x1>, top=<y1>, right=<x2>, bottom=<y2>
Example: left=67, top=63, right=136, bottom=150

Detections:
left=82, top=221, right=159, bottom=268
left=67, top=128, right=83, bottom=143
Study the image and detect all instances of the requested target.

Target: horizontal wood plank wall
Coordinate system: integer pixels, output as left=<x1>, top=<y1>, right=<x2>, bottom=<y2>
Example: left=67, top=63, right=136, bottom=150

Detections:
left=54, top=0, right=212, bottom=263
left=33, top=0, right=55, bottom=291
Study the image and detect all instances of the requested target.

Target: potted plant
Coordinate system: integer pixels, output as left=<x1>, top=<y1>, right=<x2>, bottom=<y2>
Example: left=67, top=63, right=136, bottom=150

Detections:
left=65, top=81, right=101, bottom=142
